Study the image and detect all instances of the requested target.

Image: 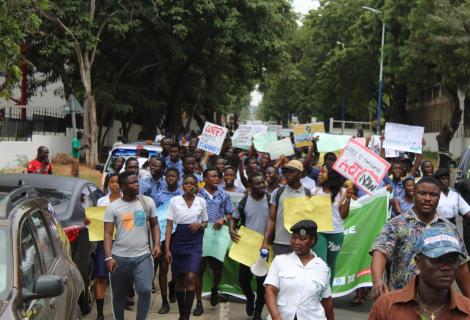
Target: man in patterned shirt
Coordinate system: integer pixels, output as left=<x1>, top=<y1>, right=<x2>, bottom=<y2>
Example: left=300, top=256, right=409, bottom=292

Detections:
left=370, top=176, right=470, bottom=299
left=140, top=157, right=167, bottom=197
left=193, top=168, right=234, bottom=316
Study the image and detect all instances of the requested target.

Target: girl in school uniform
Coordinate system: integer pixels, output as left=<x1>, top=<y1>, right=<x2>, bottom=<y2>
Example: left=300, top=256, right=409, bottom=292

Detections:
left=165, top=174, right=208, bottom=320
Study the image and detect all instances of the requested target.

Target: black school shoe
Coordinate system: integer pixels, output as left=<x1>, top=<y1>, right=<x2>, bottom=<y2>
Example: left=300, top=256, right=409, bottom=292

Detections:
left=252, top=311, right=262, bottom=320
left=158, top=301, right=170, bottom=314
left=210, top=288, right=219, bottom=306
left=168, top=281, right=176, bottom=303
left=193, top=302, right=204, bottom=316
left=246, top=296, right=255, bottom=316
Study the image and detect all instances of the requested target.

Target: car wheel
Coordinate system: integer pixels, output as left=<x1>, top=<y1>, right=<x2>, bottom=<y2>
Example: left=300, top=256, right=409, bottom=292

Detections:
left=78, top=258, right=95, bottom=315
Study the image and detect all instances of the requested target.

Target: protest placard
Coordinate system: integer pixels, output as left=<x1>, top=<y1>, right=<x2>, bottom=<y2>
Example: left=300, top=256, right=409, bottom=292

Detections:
left=268, top=138, right=295, bottom=159
left=85, top=207, right=111, bottom=241
left=228, top=226, right=264, bottom=267
left=368, top=135, right=382, bottom=155
left=383, top=122, right=424, bottom=154
left=254, top=132, right=277, bottom=153
left=352, top=137, right=366, bottom=146
left=268, top=124, right=282, bottom=137
left=202, top=224, right=231, bottom=262
left=333, top=139, right=391, bottom=195
left=315, top=132, right=352, bottom=152
left=283, top=195, right=333, bottom=232
left=232, top=125, right=267, bottom=150
left=279, top=128, right=292, bottom=138
left=385, top=148, right=399, bottom=158
left=197, top=122, right=228, bottom=155
left=293, top=122, right=325, bottom=147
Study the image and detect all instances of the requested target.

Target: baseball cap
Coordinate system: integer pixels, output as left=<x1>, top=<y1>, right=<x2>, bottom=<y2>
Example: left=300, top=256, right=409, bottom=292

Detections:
left=434, top=168, right=450, bottom=179
left=283, top=160, right=304, bottom=173
left=290, top=220, right=317, bottom=237
left=415, top=228, right=467, bottom=261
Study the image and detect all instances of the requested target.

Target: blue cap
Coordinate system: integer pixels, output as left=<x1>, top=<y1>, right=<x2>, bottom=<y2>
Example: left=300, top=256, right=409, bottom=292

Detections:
left=416, top=228, right=467, bottom=261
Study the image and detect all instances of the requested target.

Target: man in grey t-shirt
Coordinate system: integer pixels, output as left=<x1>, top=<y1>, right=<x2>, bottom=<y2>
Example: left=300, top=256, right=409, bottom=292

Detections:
left=229, top=172, right=270, bottom=320
left=104, top=172, right=161, bottom=320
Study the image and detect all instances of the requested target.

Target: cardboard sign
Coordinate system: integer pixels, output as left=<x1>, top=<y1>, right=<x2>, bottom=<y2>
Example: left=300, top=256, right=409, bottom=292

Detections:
left=333, top=139, right=391, bottom=195
left=268, top=138, right=295, bottom=159
left=232, top=125, right=267, bottom=150
left=283, top=195, right=333, bottom=232
left=279, top=128, right=292, bottom=138
left=268, top=124, right=282, bottom=137
left=254, top=132, right=277, bottom=153
left=315, top=132, right=352, bottom=152
left=383, top=122, right=424, bottom=154
left=197, top=122, right=228, bottom=155
left=293, top=122, right=325, bottom=147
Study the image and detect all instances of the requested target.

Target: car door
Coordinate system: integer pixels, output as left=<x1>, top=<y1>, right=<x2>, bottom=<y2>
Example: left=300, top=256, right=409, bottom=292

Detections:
left=18, top=218, right=51, bottom=320
left=29, top=210, right=70, bottom=319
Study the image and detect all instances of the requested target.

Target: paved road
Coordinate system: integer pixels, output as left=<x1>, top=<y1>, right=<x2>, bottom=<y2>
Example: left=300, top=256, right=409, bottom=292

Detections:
left=84, top=289, right=372, bottom=319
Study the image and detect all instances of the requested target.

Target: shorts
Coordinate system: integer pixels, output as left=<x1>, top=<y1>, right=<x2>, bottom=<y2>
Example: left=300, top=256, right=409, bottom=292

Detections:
left=94, top=242, right=109, bottom=278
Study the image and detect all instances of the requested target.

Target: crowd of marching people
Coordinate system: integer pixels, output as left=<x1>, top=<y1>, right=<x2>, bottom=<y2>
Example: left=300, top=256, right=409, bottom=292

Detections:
left=27, top=125, right=470, bottom=319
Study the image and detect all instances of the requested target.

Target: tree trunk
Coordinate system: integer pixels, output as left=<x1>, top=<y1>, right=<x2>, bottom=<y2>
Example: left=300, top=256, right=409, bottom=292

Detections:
left=83, top=93, right=99, bottom=167
left=388, top=84, right=407, bottom=123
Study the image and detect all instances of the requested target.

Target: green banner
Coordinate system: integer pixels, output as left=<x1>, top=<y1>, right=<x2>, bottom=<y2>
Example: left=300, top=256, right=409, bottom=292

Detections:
left=331, top=191, right=388, bottom=297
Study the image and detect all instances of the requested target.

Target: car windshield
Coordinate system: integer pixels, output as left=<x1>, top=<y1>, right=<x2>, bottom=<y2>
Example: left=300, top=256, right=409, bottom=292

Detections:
left=0, top=228, right=11, bottom=300
left=33, top=188, right=72, bottom=215
left=105, top=148, right=160, bottom=172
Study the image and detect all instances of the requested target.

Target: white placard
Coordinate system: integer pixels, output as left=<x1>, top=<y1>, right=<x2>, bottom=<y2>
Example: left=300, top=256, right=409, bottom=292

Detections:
left=383, top=123, right=424, bottom=154
left=333, top=139, right=391, bottom=195
left=268, top=138, right=295, bottom=159
left=197, top=122, right=228, bottom=155
left=232, top=125, right=267, bottom=149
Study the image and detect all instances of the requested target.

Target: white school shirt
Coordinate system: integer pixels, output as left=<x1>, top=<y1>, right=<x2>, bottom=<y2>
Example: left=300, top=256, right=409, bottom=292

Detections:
left=300, top=176, right=316, bottom=190
left=264, top=251, right=331, bottom=320
left=436, top=189, right=470, bottom=219
left=167, top=196, right=208, bottom=224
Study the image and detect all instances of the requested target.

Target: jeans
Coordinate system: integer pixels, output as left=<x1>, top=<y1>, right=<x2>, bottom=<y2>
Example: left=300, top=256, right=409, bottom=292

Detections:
left=238, top=264, right=266, bottom=314
left=110, top=254, right=153, bottom=320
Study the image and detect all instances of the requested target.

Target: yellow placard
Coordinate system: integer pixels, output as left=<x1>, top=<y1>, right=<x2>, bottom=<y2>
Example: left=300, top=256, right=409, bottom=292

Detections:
left=293, top=122, right=325, bottom=147
left=85, top=206, right=113, bottom=242
left=228, top=227, right=275, bottom=268
left=283, top=195, right=333, bottom=232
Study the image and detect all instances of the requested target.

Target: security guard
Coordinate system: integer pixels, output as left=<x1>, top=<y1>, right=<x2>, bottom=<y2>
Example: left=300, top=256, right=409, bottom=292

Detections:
left=264, top=220, right=334, bottom=320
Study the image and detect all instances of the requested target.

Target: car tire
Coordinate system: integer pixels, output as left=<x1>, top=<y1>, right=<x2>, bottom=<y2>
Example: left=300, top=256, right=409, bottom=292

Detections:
left=78, top=255, right=95, bottom=315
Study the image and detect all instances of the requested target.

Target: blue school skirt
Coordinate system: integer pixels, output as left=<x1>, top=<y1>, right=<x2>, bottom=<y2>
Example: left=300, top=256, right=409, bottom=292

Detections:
left=170, top=224, right=204, bottom=276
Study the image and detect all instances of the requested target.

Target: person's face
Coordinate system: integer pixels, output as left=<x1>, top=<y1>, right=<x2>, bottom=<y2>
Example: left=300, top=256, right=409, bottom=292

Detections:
left=125, top=160, right=139, bottom=175
left=77, top=132, right=83, bottom=140
left=265, top=167, right=279, bottom=185
left=38, top=148, right=49, bottom=161
left=161, top=139, right=171, bottom=153
left=323, top=156, right=336, bottom=169
left=318, top=166, right=329, bottom=184
left=392, top=163, right=403, bottom=179
left=291, top=233, right=316, bottom=256
left=251, top=176, right=266, bottom=195
left=423, top=162, right=434, bottom=176
left=260, top=154, right=271, bottom=169
left=182, top=177, right=197, bottom=194
left=108, top=176, right=121, bottom=194
left=166, top=171, right=179, bottom=188
left=439, top=175, right=451, bottom=191
left=404, top=180, right=415, bottom=196
left=413, top=182, right=440, bottom=216
left=282, top=167, right=301, bottom=185
left=114, top=158, right=125, bottom=172
left=194, top=163, right=203, bottom=175
left=179, top=147, right=187, bottom=158
left=169, top=147, right=179, bottom=162
left=194, top=149, right=203, bottom=161
left=183, top=157, right=196, bottom=174
left=149, top=159, right=164, bottom=177
left=216, top=159, right=225, bottom=174
left=204, top=170, right=219, bottom=189
left=224, top=169, right=236, bottom=186
left=416, top=253, right=460, bottom=290
left=122, top=175, right=139, bottom=196
left=224, top=148, right=234, bottom=160
left=248, top=159, right=258, bottom=172
left=401, top=160, right=411, bottom=174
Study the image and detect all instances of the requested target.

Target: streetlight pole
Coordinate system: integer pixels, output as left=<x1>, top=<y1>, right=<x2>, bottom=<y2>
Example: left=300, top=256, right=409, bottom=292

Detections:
left=336, top=41, right=346, bottom=134
left=363, top=6, right=385, bottom=133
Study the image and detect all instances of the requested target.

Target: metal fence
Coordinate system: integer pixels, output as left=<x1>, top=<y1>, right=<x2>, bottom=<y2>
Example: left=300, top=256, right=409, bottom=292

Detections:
left=0, top=106, right=68, bottom=141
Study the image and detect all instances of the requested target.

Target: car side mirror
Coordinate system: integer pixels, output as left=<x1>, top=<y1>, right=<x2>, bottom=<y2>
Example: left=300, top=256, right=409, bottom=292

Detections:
left=449, top=160, right=457, bottom=169
left=95, top=164, right=104, bottom=172
left=23, top=275, right=64, bottom=301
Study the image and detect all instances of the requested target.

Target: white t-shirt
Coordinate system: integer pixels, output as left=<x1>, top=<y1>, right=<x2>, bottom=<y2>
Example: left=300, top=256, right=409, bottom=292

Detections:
left=264, top=251, right=331, bottom=320
left=312, top=187, right=345, bottom=233
left=301, top=176, right=316, bottom=190
left=167, top=196, right=208, bottom=224
left=97, top=194, right=122, bottom=206
left=436, top=189, right=470, bottom=219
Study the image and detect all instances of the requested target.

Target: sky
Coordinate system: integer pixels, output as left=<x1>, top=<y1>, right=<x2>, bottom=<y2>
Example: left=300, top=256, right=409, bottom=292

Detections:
left=250, top=0, right=320, bottom=107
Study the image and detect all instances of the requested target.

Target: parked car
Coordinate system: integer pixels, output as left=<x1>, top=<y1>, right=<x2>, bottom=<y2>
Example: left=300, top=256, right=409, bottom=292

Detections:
left=95, top=142, right=162, bottom=188
left=0, top=174, right=104, bottom=315
left=0, top=185, right=84, bottom=319
left=454, top=146, right=470, bottom=183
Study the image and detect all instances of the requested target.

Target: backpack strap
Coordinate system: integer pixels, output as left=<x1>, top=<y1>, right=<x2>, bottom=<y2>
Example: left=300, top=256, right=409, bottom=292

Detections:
left=304, top=188, right=311, bottom=197
left=238, top=194, right=249, bottom=227
left=275, top=186, right=286, bottom=208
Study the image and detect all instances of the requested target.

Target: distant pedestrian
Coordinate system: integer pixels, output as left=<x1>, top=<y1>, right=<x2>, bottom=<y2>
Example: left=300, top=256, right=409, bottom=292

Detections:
left=369, top=228, right=470, bottom=319
left=27, top=146, right=52, bottom=174
left=70, top=131, right=88, bottom=177
left=434, top=168, right=470, bottom=224
left=103, top=172, right=161, bottom=320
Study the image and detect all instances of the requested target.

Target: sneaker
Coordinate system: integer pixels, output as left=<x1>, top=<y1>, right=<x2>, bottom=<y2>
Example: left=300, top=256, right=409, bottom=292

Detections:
left=193, top=302, right=204, bottom=316
left=125, top=297, right=134, bottom=310
left=252, top=311, right=262, bottom=320
left=158, top=301, right=170, bottom=314
left=210, top=288, right=219, bottom=306
left=246, top=296, right=255, bottom=316
left=168, top=281, right=176, bottom=303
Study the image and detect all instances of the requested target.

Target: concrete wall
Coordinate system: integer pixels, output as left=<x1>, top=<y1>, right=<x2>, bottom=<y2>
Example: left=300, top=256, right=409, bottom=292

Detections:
left=423, top=132, right=469, bottom=158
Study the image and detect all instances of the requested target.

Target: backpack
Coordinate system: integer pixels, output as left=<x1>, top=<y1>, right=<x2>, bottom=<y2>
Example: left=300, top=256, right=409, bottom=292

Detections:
left=274, top=185, right=311, bottom=208
left=238, top=193, right=271, bottom=227
left=137, top=194, right=154, bottom=250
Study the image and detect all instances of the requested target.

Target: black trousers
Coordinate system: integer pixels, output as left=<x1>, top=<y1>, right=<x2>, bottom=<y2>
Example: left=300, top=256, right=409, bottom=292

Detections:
left=238, top=264, right=266, bottom=314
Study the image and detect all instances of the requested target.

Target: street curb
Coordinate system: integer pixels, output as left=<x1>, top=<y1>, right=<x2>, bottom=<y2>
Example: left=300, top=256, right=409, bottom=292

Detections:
left=217, top=302, right=230, bottom=320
